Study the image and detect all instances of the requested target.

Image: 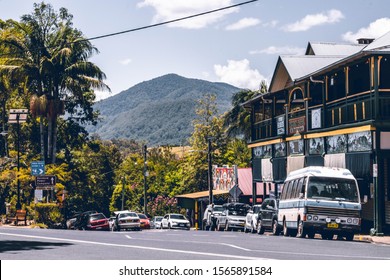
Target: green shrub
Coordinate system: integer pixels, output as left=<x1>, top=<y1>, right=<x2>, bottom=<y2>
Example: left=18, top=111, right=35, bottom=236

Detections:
left=33, top=203, right=63, bottom=227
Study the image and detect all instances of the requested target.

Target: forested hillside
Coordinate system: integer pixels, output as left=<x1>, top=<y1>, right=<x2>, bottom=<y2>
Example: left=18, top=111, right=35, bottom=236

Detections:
left=88, top=74, right=241, bottom=145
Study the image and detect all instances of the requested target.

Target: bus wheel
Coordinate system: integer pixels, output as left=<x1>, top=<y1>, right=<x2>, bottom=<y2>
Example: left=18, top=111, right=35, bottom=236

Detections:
left=283, top=219, right=290, bottom=237
left=296, top=219, right=306, bottom=238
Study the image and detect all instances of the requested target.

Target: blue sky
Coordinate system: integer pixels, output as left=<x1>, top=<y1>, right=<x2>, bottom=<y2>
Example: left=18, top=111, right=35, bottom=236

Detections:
left=1, top=0, right=390, bottom=100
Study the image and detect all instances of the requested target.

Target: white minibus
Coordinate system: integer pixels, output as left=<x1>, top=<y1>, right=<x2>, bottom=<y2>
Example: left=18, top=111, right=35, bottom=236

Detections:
left=278, top=166, right=361, bottom=241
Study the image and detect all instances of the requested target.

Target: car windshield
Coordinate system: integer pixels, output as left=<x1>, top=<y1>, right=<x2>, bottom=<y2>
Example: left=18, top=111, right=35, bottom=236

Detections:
left=138, top=214, right=147, bottom=219
left=155, top=217, right=163, bottom=221
left=213, top=206, right=223, bottom=212
left=120, top=212, right=137, bottom=218
left=90, top=213, right=106, bottom=221
left=170, top=214, right=185, bottom=220
left=307, top=177, right=359, bottom=202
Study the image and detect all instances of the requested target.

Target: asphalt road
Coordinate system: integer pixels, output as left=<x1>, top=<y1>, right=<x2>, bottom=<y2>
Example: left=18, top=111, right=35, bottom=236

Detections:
left=1, top=227, right=389, bottom=260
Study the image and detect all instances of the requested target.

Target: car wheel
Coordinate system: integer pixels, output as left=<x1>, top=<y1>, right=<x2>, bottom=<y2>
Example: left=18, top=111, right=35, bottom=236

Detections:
left=225, top=222, right=229, bottom=231
left=257, top=219, right=265, bottom=234
left=272, top=219, right=280, bottom=236
left=296, top=219, right=306, bottom=238
left=168, top=223, right=172, bottom=229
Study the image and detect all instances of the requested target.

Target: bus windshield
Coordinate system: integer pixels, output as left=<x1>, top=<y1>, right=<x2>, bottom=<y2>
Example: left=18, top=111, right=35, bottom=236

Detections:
left=307, top=177, right=359, bottom=202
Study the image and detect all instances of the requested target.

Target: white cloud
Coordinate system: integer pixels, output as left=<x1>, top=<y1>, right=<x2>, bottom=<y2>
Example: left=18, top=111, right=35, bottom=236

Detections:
left=250, top=46, right=305, bottom=55
left=137, top=0, right=238, bottom=29
left=283, top=9, right=344, bottom=32
left=120, top=58, right=132, bottom=65
left=95, top=90, right=113, bottom=101
left=226, top=17, right=261, bottom=30
left=214, top=59, right=266, bottom=90
left=342, top=18, right=390, bottom=43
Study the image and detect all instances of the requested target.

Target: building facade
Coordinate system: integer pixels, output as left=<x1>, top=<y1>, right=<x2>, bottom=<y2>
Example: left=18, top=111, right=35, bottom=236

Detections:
left=244, top=33, right=390, bottom=234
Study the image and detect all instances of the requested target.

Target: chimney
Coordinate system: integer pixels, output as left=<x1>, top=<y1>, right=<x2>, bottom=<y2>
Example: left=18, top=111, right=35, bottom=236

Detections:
left=357, top=38, right=374, bottom=44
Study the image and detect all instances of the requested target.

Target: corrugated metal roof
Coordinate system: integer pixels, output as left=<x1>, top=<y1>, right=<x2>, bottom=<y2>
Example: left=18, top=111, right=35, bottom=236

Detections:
left=363, top=30, right=390, bottom=51
left=280, top=55, right=345, bottom=81
left=307, top=42, right=365, bottom=56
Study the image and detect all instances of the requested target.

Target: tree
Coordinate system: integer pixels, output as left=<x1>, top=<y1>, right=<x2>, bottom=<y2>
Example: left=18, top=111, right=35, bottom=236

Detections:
left=223, top=80, right=268, bottom=141
left=0, top=2, right=110, bottom=164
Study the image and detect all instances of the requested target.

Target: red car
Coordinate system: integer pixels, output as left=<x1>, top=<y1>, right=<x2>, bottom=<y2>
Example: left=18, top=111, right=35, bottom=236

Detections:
left=82, top=213, right=109, bottom=230
left=137, top=213, right=151, bottom=229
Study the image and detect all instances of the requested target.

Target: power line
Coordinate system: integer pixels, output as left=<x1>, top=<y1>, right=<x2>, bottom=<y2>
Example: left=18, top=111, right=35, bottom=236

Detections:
left=86, top=0, right=259, bottom=42
left=0, top=0, right=259, bottom=57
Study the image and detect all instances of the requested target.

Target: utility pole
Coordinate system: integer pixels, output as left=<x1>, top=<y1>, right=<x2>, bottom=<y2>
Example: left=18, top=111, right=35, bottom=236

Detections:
left=143, top=145, right=148, bottom=215
left=207, top=138, right=213, bottom=205
left=121, top=176, right=125, bottom=211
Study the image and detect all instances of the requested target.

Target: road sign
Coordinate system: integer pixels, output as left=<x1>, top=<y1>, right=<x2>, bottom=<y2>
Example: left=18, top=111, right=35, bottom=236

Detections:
left=31, top=161, right=45, bottom=176
left=36, top=175, right=56, bottom=187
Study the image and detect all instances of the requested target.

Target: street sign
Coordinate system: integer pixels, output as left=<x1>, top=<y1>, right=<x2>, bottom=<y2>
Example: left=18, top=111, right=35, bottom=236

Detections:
left=31, top=161, right=45, bottom=176
left=36, top=175, right=56, bottom=187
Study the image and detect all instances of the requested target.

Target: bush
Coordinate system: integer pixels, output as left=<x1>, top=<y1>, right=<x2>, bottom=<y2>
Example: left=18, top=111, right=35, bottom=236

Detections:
left=33, top=203, right=63, bottom=228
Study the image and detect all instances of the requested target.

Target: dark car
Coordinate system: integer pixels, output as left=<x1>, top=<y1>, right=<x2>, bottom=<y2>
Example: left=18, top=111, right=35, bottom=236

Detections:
left=74, top=211, right=109, bottom=230
left=256, top=198, right=281, bottom=235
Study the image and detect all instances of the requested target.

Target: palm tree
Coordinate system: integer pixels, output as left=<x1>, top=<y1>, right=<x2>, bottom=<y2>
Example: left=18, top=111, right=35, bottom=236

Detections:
left=223, top=80, right=268, bottom=141
left=0, top=3, right=110, bottom=163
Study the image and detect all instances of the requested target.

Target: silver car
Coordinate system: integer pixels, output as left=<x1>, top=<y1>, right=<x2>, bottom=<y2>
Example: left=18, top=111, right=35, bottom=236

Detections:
left=112, top=210, right=141, bottom=231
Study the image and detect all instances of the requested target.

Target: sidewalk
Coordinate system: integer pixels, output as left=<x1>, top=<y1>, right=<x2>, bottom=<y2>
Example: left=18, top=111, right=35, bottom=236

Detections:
left=354, top=234, right=390, bottom=245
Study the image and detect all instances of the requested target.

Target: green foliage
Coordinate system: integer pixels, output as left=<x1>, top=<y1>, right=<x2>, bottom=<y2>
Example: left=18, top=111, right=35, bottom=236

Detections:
left=33, top=203, right=62, bottom=227
left=89, top=74, right=241, bottom=146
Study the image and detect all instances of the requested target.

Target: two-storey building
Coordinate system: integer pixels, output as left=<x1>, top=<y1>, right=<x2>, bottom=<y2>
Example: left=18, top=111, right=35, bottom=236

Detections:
left=244, top=32, right=390, bottom=234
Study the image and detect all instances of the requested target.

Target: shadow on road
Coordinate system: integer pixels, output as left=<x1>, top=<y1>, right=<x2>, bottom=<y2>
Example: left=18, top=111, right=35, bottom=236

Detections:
left=0, top=240, right=73, bottom=253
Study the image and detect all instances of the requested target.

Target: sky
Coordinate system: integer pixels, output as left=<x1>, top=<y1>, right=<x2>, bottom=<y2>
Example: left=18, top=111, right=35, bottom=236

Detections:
left=1, top=0, right=390, bottom=101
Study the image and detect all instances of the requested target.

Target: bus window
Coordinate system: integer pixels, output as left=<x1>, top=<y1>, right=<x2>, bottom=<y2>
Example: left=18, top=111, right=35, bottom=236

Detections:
left=286, top=180, right=295, bottom=199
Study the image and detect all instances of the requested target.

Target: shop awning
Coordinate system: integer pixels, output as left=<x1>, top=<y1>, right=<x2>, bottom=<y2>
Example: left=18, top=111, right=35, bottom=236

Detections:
left=175, top=189, right=229, bottom=199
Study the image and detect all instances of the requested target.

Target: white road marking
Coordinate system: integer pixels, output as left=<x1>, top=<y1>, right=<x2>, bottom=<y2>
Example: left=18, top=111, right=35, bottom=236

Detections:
left=0, top=232, right=268, bottom=260
left=125, top=235, right=132, bottom=239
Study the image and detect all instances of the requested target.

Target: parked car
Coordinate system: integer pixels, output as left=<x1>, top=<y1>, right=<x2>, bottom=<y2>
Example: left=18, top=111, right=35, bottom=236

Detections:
left=151, top=216, right=163, bottom=229
left=161, top=213, right=190, bottom=230
left=216, top=203, right=249, bottom=231
left=202, top=204, right=223, bottom=231
left=137, top=213, right=151, bottom=229
left=73, top=210, right=98, bottom=230
left=244, top=204, right=262, bottom=233
left=75, top=212, right=109, bottom=231
left=111, top=210, right=141, bottom=231
left=256, top=198, right=281, bottom=235
left=66, top=212, right=81, bottom=229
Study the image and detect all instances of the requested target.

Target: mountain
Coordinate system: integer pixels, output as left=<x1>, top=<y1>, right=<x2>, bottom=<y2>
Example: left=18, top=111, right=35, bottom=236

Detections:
left=88, top=74, right=242, bottom=146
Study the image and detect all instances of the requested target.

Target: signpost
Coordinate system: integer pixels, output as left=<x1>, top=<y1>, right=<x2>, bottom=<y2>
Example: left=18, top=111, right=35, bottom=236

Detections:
left=35, top=175, right=56, bottom=189
left=31, top=161, right=45, bottom=176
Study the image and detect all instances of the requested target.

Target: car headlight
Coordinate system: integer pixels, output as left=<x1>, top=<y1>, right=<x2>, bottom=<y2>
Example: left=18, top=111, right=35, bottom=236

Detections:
left=307, top=215, right=312, bottom=221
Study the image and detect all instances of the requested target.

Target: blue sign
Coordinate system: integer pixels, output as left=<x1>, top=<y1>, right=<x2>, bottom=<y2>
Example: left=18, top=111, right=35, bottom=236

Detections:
left=31, top=161, right=45, bottom=176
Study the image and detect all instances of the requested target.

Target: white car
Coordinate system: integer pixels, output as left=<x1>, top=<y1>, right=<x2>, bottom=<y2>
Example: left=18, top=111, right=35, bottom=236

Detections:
left=244, top=204, right=262, bottom=233
left=161, top=213, right=190, bottom=230
left=151, top=216, right=163, bottom=229
left=111, top=210, right=141, bottom=231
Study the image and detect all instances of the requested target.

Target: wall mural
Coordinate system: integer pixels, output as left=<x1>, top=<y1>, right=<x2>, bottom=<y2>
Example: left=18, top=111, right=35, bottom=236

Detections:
left=289, top=139, right=304, bottom=155
left=348, top=131, right=372, bottom=152
left=274, top=142, right=286, bottom=157
left=326, top=134, right=347, bottom=154
left=308, top=137, right=325, bottom=155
